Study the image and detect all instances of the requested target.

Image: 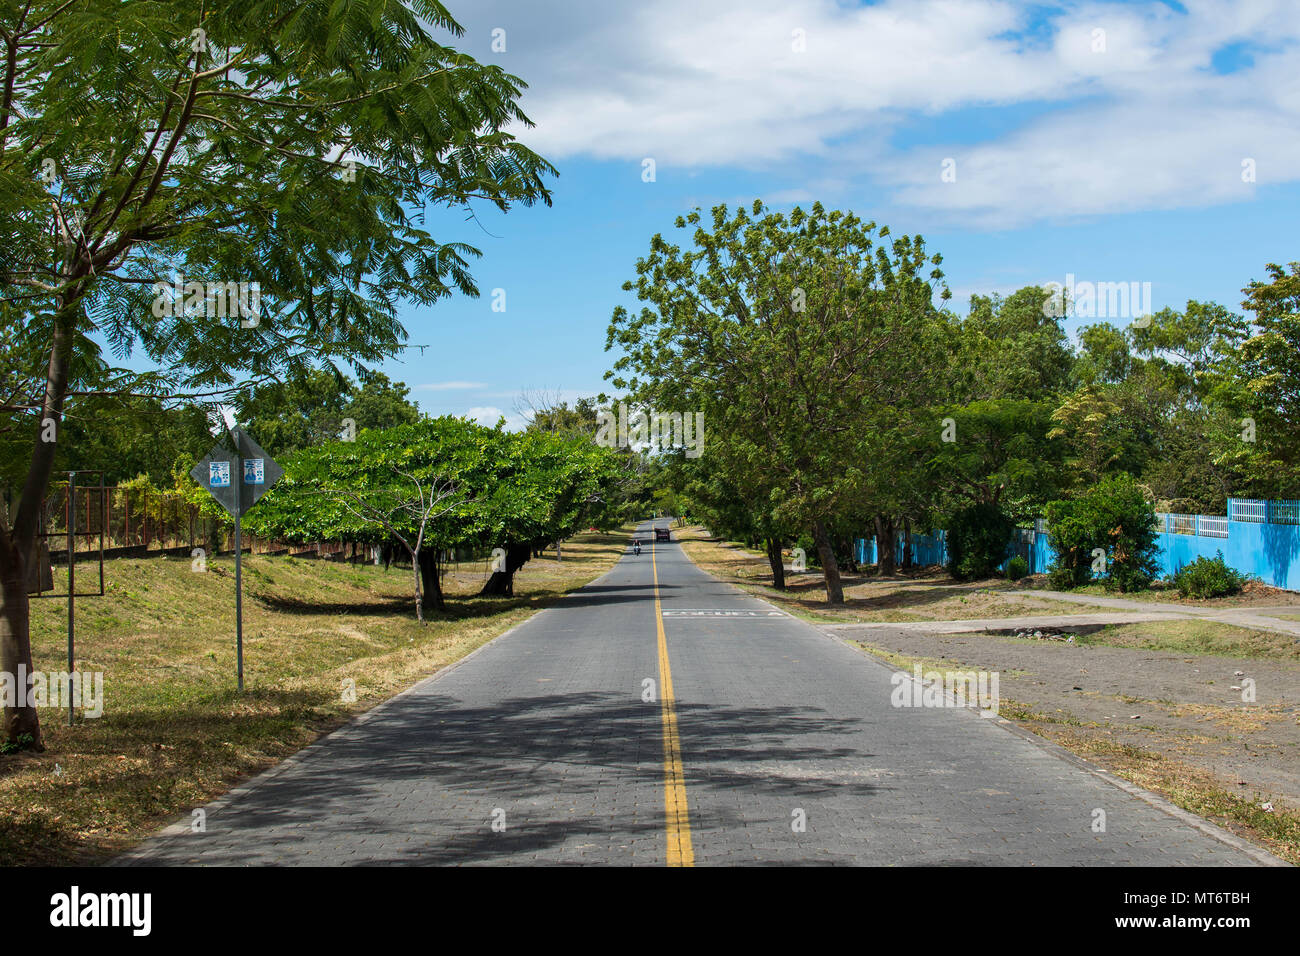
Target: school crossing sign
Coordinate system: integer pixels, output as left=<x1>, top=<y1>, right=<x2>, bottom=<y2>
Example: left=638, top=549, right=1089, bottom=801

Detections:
left=190, top=427, right=282, bottom=517
left=189, top=427, right=282, bottom=691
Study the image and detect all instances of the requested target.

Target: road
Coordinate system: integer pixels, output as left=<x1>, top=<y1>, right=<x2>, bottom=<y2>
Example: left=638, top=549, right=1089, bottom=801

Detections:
left=122, top=522, right=1276, bottom=866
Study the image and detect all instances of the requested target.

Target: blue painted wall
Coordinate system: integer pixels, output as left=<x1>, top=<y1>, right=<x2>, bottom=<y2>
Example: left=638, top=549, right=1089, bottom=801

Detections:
left=851, top=499, right=1300, bottom=591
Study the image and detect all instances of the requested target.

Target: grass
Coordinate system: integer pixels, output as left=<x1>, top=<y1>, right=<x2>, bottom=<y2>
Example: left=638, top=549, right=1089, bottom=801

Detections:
left=1059, top=619, right=1300, bottom=661
left=1032, top=578, right=1300, bottom=609
left=0, top=527, right=631, bottom=866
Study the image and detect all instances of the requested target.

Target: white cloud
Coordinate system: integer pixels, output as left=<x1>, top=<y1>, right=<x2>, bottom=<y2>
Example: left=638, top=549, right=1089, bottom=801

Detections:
left=455, top=0, right=1300, bottom=227
left=464, top=405, right=528, bottom=431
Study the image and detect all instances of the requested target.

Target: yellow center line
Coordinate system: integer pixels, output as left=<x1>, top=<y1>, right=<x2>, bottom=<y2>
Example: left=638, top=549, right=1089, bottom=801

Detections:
left=652, top=538, right=694, bottom=867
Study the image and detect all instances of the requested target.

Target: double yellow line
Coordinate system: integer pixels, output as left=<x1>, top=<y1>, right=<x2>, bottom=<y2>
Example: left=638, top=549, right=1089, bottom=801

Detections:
left=652, top=539, right=694, bottom=866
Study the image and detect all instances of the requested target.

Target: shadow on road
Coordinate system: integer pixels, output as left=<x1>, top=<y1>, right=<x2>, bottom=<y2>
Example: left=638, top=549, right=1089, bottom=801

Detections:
left=132, top=690, right=880, bottom=865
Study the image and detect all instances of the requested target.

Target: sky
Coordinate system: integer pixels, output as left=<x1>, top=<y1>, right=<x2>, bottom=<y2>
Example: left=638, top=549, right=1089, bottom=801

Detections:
left=282, top=0, right=1300, bottom=427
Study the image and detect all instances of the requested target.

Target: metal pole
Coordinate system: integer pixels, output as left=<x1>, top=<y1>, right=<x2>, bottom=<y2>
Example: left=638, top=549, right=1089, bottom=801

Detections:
left=234, top=451, right=243, bottom=692
left=67, top=472, right=75, bottom=727
left=98, top=476, right=105, bottom=596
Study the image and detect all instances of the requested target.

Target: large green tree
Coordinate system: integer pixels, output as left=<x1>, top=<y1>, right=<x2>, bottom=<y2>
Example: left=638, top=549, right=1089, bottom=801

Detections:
left=606, top=201, right=948, bottom=603
left=0, top=0, right=553, bottom=747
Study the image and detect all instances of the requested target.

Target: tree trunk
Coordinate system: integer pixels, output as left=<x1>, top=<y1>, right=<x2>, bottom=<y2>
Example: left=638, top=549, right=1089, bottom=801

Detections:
left=811, top=519, right=844, bottom=604
left=419, top=549, right=444, bottom=611
left=411, top=551, right=424, bottom=623
left=837, top=535, right=858, bottom=574
left=765, top=536, right=786, bottom=590
left=902, top=516, right=914, bottom=571
left=0, top=526, right=40, bottom=747
left=478, top=542, right=532, bottom=597
left=875, top=515, right=896, bottom=576
left=0, top=301, right=75, bottom=749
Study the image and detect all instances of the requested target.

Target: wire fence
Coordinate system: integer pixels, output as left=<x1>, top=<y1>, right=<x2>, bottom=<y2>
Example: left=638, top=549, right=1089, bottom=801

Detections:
left=18, top=482, right=365, bottom=562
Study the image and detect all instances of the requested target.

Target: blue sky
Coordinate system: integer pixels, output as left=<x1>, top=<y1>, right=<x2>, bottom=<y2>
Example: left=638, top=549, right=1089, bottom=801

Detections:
left=379, top=0, right=1300, bottom=427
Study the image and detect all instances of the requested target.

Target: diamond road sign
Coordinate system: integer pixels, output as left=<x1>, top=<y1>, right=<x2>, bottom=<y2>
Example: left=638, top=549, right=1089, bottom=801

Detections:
left=190, top=427, right=282, bottom=518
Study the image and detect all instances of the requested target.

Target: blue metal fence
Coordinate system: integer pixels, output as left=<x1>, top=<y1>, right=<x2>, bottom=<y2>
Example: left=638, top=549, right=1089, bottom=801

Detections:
left=852, top=498, right=1300, bottom=591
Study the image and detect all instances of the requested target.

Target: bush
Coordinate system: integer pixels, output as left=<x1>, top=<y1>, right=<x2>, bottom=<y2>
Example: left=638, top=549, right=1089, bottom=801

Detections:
left=1173, top=552, right=1247, bottom=599
left=946, top=502, right=1015, bottom=581
left=1046, top=563, right=1082, bottom=591
left=1044, top=474, right=1160, bottom=593
left=1005, top=555, right=1029, bottom=581
left=794, top=533, right=819, bottom=568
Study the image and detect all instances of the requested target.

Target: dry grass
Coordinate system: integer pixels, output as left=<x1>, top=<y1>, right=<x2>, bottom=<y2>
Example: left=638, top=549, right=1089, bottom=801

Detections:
left=676, top=526, right=1101, bottom=623
left=1066, top=619, right=1300, bottom=661
left=0, top=528, right=630, bottom=866
left=1035, top=577, right=1300, bottom=609
left=1031, top=729, right=1300, bottom=865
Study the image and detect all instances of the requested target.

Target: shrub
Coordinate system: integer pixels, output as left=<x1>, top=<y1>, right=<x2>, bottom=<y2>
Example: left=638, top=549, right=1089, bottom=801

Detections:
left=1173, top=552, right=1247, bottom=599
left=794, top=533, right=819, bottom=568
left=1046, top=563, right=1081, bottom=591
left=1006, top=555, right=1029, bottom=581
left=1044, top=473, right=1160, bottom=593
left=946, top=502, right=1015, bottom=581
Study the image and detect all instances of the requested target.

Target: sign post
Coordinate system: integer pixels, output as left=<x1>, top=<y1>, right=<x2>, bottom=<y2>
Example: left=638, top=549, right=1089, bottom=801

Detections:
left=67, top=472, right=74, bottom=726
left=191, top=428, right=281, bottom=692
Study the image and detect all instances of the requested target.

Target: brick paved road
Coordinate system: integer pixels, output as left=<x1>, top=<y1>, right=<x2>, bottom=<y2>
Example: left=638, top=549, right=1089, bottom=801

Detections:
left=122, top=524, right=1276, bottom=865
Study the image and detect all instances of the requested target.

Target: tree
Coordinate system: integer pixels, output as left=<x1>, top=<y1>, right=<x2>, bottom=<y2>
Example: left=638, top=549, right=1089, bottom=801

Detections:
left=246, top=416, right=488, bottom=613
left=1240, top=263, right=1300, bottom=495
left=234, top=367, right=420, bottom=455
left=516, top=389, right=602, bottom=438
left=959, top=287, right=1073, bottom=401
left=0, top=0, right=554, bottom=748
left=476, top=429, right=625, bottom=595
left=928, top=399, right=1063, bottom=523
left=606, top=201, right=948, bottom=603
left=330, top=469, right=459, bottom=623
left=1044, top=473, right=1160, bottom=592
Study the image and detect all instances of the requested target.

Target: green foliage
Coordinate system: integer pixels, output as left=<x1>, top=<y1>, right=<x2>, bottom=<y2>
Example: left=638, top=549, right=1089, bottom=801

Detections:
left=1239, top=262, right=1300, bottom=496
left=244, top=416, right=624, bottom=553
left=1044, top=473, right=1160, bottom=593
left=1006, top=556, right=1029, bottom=581
left=1173, top=552, right=1248, bottom=599
left=1046, top=563, right=1082, bottom=591
left=928, top=399, right=1063, bottom=521
left=945, top=502, right=1014, bottom=580
left=957, top=287, right=1073, bottom=401
left=234, top=368, right=420, bottom=456
left=0, top=0, right=554, bottom=540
